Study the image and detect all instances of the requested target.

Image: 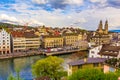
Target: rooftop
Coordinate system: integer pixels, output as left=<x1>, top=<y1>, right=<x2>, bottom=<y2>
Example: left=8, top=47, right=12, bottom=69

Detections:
left=68, top=58, right=106, bottom=66
left=99, top=44, right=120, bottom=57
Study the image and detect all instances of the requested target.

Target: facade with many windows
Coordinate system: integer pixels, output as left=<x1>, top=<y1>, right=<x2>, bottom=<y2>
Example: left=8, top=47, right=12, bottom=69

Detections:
left=13, top=37, right=26, bottom=52
left=41, top=36, right=63, bottom=49
left=0, top=29, right=11, bottom=54
left=11, top=31, right=41, bottom=52
left=63, top=33, right=78, bottom=46
left=25, top=37, right=40, bottom=50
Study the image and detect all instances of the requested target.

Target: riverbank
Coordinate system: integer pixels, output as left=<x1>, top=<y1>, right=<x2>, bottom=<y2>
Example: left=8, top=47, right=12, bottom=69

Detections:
left=0, top=51, right=88, bottom=80
left=0, top=49, right=88, bottom=60
left=0, top=51, right=42, bottom=60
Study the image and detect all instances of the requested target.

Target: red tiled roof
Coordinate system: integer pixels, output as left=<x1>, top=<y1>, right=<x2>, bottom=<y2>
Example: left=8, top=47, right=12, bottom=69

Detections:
left=11, top=31, right=24, bottom=37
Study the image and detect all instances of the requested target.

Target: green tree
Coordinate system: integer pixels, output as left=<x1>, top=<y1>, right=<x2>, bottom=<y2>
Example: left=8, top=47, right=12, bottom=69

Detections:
left=68, top=68, right=120, bottom=80
left=7, top=69, right=23, bottom=80
left=7, top=74, right=16, bottom=80
left=32, top=56, right=66, bottom=80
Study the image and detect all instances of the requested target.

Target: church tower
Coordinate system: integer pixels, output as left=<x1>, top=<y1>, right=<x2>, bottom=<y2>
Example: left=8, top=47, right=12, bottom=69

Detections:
left=97, top=20, right=103, bottom=34
left=104, top=20, right=108, bottom=34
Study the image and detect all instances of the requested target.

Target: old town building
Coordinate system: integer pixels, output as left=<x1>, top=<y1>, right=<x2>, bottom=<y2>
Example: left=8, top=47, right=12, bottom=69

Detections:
left=0, top=29, right=11, bottom=54
left=68, top=58, right=106, bottom=75
left=41, top=35, right=63, bottom=49
left=90, top=20, right=111, bottom=45
left=11, top=31, right=40, bottom=52
left=63, top=33, right=78, bottom=47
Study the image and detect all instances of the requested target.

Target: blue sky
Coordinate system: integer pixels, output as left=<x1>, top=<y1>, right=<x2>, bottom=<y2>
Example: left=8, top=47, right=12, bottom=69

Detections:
left=0, top=0, right=120, bottom=30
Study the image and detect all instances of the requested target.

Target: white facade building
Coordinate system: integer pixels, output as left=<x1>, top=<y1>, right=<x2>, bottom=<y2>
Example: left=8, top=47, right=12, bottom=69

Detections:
left=0, top=29, right=11, bottom=55
left=89, top=44, right=120, bottom=59
left=89, top=45, right=102, bottom=58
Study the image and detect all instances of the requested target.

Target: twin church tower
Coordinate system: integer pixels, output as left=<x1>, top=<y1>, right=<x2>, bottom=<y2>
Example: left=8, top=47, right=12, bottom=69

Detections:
left=97, top=20, right=108, bottom=34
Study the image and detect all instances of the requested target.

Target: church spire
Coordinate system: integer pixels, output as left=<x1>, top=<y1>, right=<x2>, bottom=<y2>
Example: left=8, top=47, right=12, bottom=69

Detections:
left=98, top=20, right=103, bottom=30
left=104, top=20, right=108, bottom=34
left=97, top=20, right=103, bottom=34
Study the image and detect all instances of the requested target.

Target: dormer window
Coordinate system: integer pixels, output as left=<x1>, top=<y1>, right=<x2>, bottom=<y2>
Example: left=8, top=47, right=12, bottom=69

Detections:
left=114, top=52, right=117, bottom=53
left=105, top=51, right=108, bottom=52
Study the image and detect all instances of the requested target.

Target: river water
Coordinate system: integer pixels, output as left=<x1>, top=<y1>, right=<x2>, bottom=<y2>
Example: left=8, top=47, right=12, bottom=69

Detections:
left=0, top=53, right=78, bottom=80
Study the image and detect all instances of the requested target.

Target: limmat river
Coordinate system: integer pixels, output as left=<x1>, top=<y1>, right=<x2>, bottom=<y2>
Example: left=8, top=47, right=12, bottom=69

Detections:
left=0, top=54, right=73, bottom=80
left=0, top=52, right=83, bottom=80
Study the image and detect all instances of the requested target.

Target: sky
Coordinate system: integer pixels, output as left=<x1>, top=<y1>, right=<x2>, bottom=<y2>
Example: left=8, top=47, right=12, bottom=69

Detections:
left=0, top=0, right=120, bottom=30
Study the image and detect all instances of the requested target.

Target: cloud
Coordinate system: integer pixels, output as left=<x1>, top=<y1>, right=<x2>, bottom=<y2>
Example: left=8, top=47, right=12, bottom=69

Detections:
left=31, top=0, right=84, bottom=10
left=0, top=0, right=120, bottom=30
left=29, top=19, right=45, bottom=26
left=0, top=14, right=18, bottom=23
left=90, top=0, right=107, bottom=3
left=63, top=0, right=83, bottom=5
left=32, top=0, right=48, bottom=4
left=108, top=0, right=120, bottom=8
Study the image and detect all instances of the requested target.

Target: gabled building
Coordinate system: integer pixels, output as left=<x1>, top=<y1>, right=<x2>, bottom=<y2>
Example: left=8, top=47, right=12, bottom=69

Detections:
left=0, top=29, right=11, bottom=54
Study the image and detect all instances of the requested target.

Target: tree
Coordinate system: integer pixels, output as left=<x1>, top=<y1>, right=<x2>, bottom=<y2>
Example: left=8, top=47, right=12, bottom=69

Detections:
left=7, top=74, right=16, bottom=80
left=68, top=68, right=120, bottom=80
left=32, top=56, right=66, bottom=80
left=7, top=69, right=23, bottom=80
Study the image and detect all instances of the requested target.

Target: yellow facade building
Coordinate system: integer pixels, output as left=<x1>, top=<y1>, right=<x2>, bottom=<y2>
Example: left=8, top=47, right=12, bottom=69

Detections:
left=77, top=34, right=83, bottom=41
left=68, top=58, right=106, bottom=75
left=41, top=36, right=63, bottom=48
left=63, top=33, right=78, bottom=46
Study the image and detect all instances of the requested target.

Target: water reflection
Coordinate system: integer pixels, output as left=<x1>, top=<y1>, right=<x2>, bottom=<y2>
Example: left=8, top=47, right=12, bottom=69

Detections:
left=0, top=52, right=86, bottom=80
left=0, top=55, right=45, bottom=80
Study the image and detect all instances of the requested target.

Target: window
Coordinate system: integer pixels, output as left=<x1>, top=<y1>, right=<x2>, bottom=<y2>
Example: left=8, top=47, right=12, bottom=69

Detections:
left=78, top=65, right=82, bottom=69
left=3, top=51, right=5, bottom=54
left=3, top=43, right=5, bottom=45
left=91, top=51, right=94, bottom=54
left=7, top=51, right=9, bottom=53
left=93, top=63, right=99, bottom=67
left=3, top=40, right=5, bottom=42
